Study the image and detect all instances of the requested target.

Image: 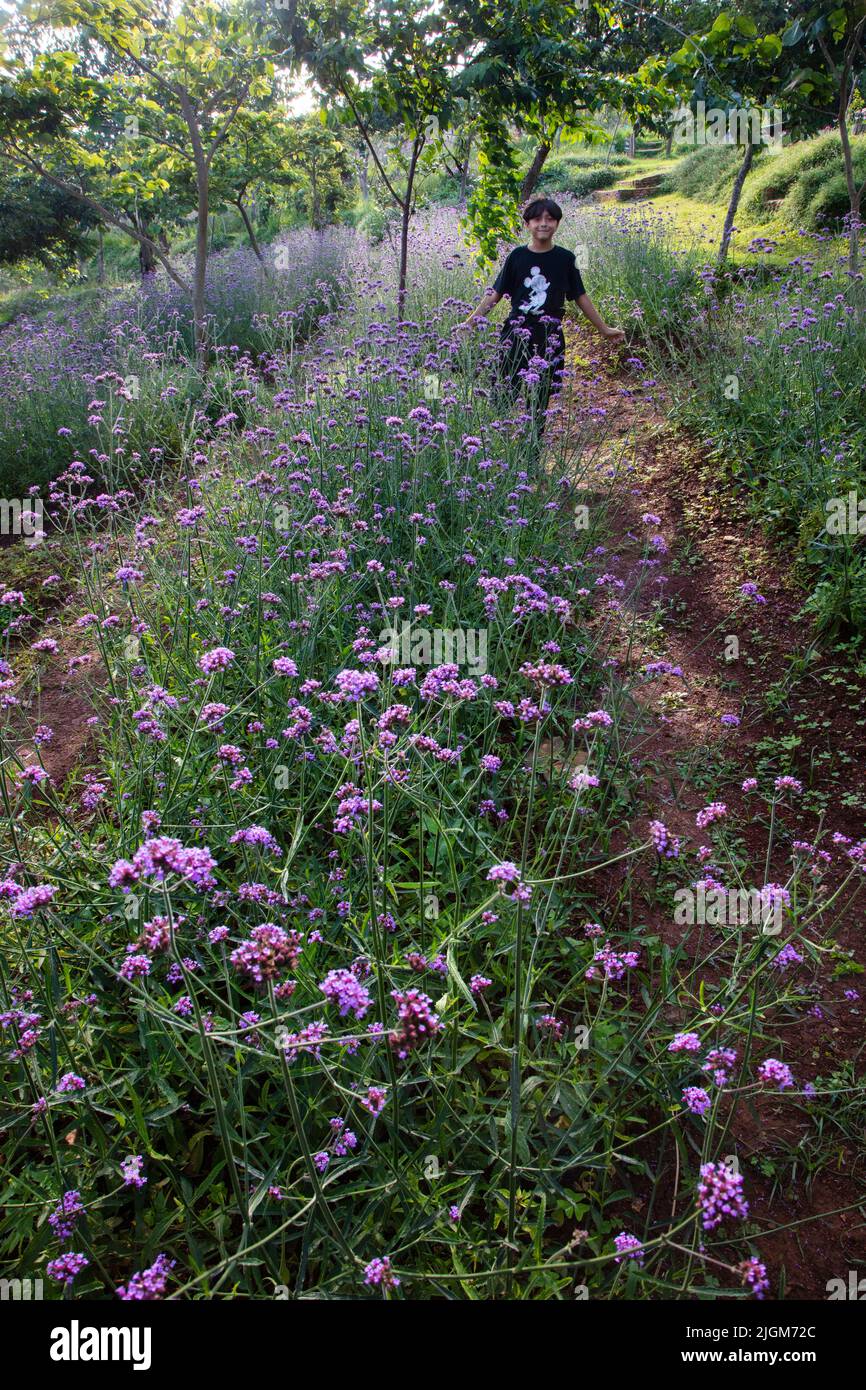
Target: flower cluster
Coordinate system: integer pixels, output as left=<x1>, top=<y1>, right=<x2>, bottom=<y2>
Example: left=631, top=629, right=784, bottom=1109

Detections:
left=388, top=990, right=442, bottom=1060
left=117, top=1252, right=176, bottom=1301
left=230, top=924, right=302, bottom=985
left=486, top=861, right=532, bottom=903
left=109, top=838, right=217, bottom=892
left=696, top=1162, right=749, bottom=1231
left=649, top=820, right=681, bottom=858
left=613, top=1231, right=645, bottom=1265
left=319, top=968, right=372, bottom=1019
left=363, top=1255, right=400, bottom=1289
left=585, top=941, right=639, bottom=982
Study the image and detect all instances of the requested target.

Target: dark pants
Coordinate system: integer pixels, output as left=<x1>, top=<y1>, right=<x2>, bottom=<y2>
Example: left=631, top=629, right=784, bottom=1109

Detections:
left=497, top=318, right=566, bottom=416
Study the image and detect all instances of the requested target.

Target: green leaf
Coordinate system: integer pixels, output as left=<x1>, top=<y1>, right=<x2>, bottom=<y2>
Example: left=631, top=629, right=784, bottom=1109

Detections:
left=757, top=35, right=783, bottom=61
left=446, top=943, right=475, bottom=1009
left=781, top=19, right=804, bottom=47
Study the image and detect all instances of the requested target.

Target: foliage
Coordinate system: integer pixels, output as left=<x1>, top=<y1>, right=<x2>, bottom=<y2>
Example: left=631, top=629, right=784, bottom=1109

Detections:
left=1, top=212, right=845, bottom=1302
left=740, top=130, right=866, bottom=227
left=0, top=230, right=351, bottom=494
left=598, top=199, right=866, bottom=636
left=536, top=158, right=620, bottom=199
left=0, top=172, right=99, bottom=271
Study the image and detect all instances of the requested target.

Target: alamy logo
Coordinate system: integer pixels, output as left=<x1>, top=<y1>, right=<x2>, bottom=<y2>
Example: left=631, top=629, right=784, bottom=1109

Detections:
left=826, top=1271, right=866, bottom=1299
left=673, top=885, right=783, bottom=934
left=672, top=101, right=784, bottom=150
left=825, top=491, right=866, bottom=535
left=49, top=1321, right=152, bottom=1371
left=377, top=622, right=488, bottom=676
left=0, top=498, right=44, bottom=543
left=0, top=1277, right=43, bottom=1299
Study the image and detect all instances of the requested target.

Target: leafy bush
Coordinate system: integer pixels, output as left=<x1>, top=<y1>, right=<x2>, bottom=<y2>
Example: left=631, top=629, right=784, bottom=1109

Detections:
left=343, top=195, right=393, bottom=243
left=538, top=157, right=620, bottom=199
left=417, top=170, right=468, bottom=206
left=662, top=145, right=749, bottom=201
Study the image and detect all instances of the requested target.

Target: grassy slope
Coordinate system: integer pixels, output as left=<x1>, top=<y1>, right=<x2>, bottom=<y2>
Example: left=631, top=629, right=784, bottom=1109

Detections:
left=605, top=149, right=850, bottom=270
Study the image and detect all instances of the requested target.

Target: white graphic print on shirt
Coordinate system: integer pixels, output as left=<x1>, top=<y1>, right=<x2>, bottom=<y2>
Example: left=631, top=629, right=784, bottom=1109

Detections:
left=518, top=264, right=549, bottom=314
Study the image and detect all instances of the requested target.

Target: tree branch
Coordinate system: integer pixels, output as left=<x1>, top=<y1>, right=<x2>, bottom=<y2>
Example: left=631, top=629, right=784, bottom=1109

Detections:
left=337, top=80, right=404, bottom=208
left=205, top=84, right=250, bottom=170
left=0, top=141, right=192, bottom=296
left=816, top=32, right=840, bottom=82
left=112, top=43, right=187, bottom=103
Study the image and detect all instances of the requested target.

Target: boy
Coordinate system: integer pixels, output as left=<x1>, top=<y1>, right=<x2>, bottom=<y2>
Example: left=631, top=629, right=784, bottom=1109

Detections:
left=461, top=197, right=625, bottom=410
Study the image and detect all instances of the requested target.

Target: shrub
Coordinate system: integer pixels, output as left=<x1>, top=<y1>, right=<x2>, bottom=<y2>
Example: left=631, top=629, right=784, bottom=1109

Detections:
left=537, top=157, right=621, bottom=199
left=0, top=231, right=354, bottom=494
left=343, top=196, right=393, bottom=243
left=743, top=133, right=866, bottom=230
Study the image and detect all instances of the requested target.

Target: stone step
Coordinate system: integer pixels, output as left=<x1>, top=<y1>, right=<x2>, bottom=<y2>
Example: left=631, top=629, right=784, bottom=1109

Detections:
left=592, top=181, right=662, bottom=204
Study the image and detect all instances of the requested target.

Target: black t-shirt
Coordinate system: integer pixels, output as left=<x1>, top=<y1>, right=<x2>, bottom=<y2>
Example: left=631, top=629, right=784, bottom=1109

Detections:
left=493, top=245, right=585, bottom=329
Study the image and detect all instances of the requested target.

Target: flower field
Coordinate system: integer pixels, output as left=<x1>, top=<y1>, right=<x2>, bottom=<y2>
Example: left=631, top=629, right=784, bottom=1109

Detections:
left=3, top=202, right=865, bottom=1305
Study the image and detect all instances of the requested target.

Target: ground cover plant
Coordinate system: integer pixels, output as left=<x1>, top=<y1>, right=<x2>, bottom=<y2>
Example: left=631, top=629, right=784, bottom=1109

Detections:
left=2, top=208, right=865, bottom=1302
left=663, top=133, right=866, bottom=235
left=0, top=230, right=351, bottom=495
left=588, top=198, right=866, bottom=639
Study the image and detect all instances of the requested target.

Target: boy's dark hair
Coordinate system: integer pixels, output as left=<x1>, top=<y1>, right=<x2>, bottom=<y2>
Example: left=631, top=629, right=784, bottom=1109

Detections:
left=522, top=197, right=563, bottom=224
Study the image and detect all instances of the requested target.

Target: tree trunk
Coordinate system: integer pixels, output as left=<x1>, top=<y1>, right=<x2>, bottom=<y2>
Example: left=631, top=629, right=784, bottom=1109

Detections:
left=519, top=141, right=551, bottom=202
left=665, top=130, right=673, bottom=158
left=459, top=133, right=472, bottom=206
left=359, top=149, right=369, bottom=198
left=718, top=140, right=755, bottom=264
left=838, top=79, right=863, bottom=277
left=846, top=189, right=863, bottom=278
left=177, top=81, right=211, bottom=368
left=605, top=113, right=622, bottom=167
left=310, top=165, right=322, bottom=231
left=137, top=214, right=157, bottom=278
left=397, top=196, right=411, bottom=323
left=236, top=195, right=266, bottom=265
left=627, top=128, right=636, bottom=158
left=397, top=135, right=423, bottom=322
left=194, top=196, right=209, bottom=368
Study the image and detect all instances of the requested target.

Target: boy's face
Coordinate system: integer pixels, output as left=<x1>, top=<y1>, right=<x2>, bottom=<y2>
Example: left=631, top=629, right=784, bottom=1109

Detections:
left=527, top=211, right=559, bottom=244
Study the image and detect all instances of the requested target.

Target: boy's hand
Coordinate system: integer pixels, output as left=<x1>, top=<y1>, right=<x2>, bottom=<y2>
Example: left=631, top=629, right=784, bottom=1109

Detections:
left=455, top=317, right=479, bottom=333
left=601, top=325, right=626, bottom=343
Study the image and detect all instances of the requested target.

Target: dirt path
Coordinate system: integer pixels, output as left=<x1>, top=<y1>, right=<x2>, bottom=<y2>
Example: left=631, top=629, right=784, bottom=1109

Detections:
left=547, top=324, right=866, bottom=1299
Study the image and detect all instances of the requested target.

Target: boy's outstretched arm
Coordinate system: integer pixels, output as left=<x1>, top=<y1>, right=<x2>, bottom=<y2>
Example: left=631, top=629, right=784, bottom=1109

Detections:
left=576, top=292, right=625, bottom=342
left=458, top=288, right=502, bottom=329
